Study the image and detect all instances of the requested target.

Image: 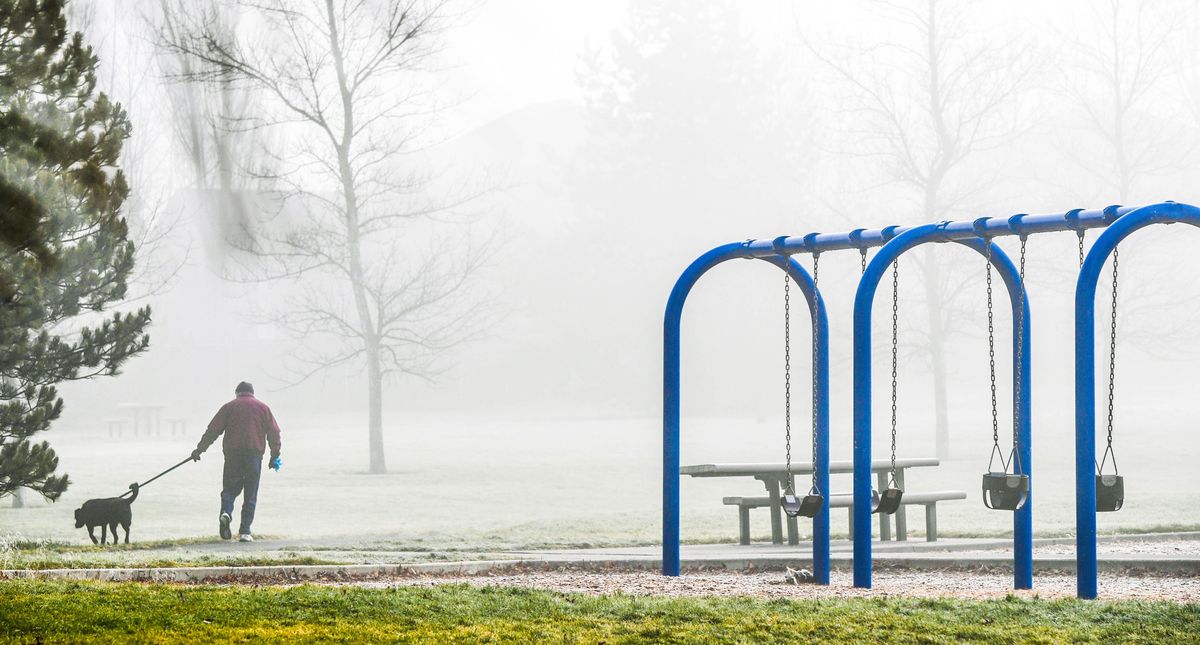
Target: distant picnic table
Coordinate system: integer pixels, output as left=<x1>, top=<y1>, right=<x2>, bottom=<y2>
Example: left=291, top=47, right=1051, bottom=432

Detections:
left=681, top=458, right=940, bottom=545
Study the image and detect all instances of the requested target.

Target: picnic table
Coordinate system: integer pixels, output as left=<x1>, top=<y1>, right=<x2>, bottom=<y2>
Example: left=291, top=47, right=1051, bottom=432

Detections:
left=117, top=402, right=167, bottom=437
left=681, top=458, right=939, bottom=545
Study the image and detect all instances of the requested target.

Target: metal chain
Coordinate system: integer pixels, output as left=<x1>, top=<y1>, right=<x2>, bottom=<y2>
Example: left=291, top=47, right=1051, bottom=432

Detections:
left=1012, top=238, right=1027, bottom=472
left=810, top=254, right=820, bottom=494
left=985, top=241, right=1002, bottom=469
left=1103, top=247, right=1119, bottom=475
left=783, top=263, right=793, bottom=493
left=860, top=248, right=868, bottom=273
left=1078, top=231, right=1086, bottom=268
left=890, top=258, right=899, bottom=483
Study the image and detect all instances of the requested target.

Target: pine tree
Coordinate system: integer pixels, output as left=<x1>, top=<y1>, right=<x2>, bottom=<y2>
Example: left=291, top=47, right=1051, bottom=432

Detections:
left=0, top=0, right=151, bottom=501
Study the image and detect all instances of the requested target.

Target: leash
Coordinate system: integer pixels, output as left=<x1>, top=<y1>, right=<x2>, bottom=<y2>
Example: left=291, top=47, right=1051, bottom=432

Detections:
left=119, top=456, right=194, bottom=498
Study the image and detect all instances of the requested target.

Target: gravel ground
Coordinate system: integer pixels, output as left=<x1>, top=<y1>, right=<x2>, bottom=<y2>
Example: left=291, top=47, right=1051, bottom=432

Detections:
left=350, top=569, right=1200, bottom=602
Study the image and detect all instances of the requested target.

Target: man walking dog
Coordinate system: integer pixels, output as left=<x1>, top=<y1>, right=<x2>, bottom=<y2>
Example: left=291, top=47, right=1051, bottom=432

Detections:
left=191, top=382, right=282, bottom=542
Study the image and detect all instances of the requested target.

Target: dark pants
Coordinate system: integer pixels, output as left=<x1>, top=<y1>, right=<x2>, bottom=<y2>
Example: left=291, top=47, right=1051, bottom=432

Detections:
left=220, top=449, right=263, bottom=535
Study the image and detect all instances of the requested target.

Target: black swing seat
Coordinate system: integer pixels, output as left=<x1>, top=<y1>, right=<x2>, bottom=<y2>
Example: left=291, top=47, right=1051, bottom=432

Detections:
left=1096, top=474, right=1124, bottom=512
left=981, top=472, right=1029, bottom=511
left=782, top=491, right=825, bottom=518
left=871, top=487, right=903, bottom=515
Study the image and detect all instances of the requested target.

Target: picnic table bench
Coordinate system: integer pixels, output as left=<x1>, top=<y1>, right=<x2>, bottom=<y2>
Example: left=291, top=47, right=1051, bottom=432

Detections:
left=721, top=490, right=966, bottom=545
left=682, top=458, right=958, bottom=545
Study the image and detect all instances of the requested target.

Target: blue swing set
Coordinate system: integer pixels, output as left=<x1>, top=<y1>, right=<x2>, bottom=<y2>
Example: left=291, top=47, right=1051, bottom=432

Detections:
left=662, top=201, right=1200, bottom=600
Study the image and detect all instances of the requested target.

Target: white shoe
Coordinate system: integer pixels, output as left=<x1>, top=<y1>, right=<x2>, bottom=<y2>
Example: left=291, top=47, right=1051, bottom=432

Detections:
left=238, top=533, right=254, bottom=542
left=219, top=513, right=232, bottom=540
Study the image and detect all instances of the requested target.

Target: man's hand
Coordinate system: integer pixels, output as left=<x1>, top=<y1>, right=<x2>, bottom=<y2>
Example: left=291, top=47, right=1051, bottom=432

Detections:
left=190, top=449, right=203, bottom=462
left=269, top=456, right=282, bottom=471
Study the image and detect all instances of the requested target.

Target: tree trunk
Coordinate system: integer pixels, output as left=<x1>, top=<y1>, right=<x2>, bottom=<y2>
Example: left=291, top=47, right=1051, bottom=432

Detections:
left=214, top=77, right=248, bottom=243
left=10, top=487, right=24, bottom=508
left=325, top=0, right=382, bottom=474
left=922, top=246, right=952, bottom=460
left=922, top=0, right=952, bottom=460
left=367, top=343, right=386, bottom=474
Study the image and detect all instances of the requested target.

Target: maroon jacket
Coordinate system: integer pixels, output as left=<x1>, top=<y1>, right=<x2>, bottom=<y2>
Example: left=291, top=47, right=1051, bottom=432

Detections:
left=197, top=393, right=282, bottom=457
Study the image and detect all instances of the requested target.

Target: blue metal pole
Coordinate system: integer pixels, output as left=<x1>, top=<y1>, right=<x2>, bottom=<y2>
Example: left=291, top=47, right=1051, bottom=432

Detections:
left=663, top=244, right=830, bottom=580
left=853, top=223, right=1032, bottom=589
left=1074, top=201, right=1200, bottom=599
left=736, top=206, right=1132, bottom=257
left=663, top=244, right=743, bottom=577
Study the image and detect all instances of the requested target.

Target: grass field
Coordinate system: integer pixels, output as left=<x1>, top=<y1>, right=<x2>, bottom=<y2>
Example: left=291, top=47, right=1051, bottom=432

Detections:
left=1, top=580, right=1198, bottom=643
left=5, top=410, right=1198, bottom=554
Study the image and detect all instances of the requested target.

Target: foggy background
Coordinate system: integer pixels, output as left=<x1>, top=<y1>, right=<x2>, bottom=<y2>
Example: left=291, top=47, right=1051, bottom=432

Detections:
left=5, top=0, right=1200, bottom=548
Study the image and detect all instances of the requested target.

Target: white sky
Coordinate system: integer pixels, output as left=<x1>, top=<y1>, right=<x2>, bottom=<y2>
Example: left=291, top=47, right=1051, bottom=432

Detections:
left=437, top=0, right=1095, bottom=135
left=440, top=0, right=630, bottom=133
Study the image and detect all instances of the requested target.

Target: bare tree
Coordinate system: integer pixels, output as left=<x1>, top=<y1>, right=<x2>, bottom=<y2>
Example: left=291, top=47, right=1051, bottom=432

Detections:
left=69, top=0, right=190, bottom=301
left=1060, top=0, right=1185, bottom=202
left=155, top=0, right=263, bottom=258
left=158, top=0, right=491, bottom=473
left=805, top=0, right=1036, bottom=459
left=1060, top=0, right=1200, bottom=359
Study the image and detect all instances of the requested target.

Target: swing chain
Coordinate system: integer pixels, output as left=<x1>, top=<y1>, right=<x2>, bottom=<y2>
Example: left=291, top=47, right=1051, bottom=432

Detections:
left=811, top=253, right=820, bottom=494
left=860, top=248, right=868, bottom=273
left=1102, top=246, right=1120, bottom=475
left=783, top=262, right=793, bottom=493
left=890, top=258, right=899, bottom=484
left=1077, top=230, right=1086, bottom=268
left=984, top=240, right=1006, bottom=472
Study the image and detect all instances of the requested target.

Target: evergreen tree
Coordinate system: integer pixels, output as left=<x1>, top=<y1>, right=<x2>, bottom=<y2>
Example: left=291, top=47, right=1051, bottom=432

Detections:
left=0, top=0, right=151, bottom=501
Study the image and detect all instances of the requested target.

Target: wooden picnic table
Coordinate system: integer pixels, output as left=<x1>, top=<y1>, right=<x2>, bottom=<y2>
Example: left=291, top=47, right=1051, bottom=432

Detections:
left=681, top=458, right=940, bottom=545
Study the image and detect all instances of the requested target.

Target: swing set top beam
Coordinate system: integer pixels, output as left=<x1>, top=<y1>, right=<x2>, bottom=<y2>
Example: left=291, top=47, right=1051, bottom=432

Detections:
left=740, top=204, right=1138, bottom=257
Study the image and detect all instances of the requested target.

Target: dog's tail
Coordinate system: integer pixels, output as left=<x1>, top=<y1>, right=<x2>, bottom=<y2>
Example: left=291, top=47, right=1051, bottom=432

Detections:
left=125, top=482, right=139, bottom=503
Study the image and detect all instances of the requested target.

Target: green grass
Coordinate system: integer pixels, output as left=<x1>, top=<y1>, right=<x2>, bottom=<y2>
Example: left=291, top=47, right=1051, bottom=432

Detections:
left=8, top=554, right=341, bottom=570
left=0, top=535, right=342, bottom=570
left=0, top=535, right=245, bottom=553
left=1, top=580, right=1198, bottom=643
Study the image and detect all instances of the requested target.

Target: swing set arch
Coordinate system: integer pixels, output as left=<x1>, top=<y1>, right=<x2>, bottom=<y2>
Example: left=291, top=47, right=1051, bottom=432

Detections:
left=662, top=243, right=831, bottom=582
left=1074, top=201, right=1200, bottom=599
left=851, top=224, right=1033, bottom=590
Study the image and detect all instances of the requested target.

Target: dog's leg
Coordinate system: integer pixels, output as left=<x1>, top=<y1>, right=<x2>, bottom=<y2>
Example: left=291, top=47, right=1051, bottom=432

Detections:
left=100, top=524, right=108, bottom=545
left=123, top=522, right=130, bottom=544
left=87, top=526, right=98, bottom=545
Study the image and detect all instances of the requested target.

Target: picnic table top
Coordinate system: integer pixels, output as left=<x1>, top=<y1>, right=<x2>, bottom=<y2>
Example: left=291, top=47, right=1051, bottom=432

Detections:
left=680, top=458, right=939, bottom=477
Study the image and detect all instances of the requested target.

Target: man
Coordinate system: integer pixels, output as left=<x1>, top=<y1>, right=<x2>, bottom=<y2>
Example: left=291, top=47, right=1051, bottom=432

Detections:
left=191, top=381, right=282, bottom=542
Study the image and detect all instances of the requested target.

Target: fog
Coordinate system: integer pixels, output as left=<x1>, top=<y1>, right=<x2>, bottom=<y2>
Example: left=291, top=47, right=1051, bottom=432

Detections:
left=4, top=0, right=1200, bottom=548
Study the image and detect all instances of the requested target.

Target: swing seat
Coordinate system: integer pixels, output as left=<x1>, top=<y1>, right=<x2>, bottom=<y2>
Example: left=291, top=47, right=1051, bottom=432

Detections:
left=981, top=472, right=1029, bottom=511
left=1096, top=474, right=1124, bottom=512
left=871, top=487, right=903, bottom=515
left=781, top=493, right=801, bottom=517
left=782, top=491, right=825, bottom=518
left=781, top=493, right=824, bottom=518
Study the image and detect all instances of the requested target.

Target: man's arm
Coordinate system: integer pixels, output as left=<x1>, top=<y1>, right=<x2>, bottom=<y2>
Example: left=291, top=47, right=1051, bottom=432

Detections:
left=266, top=409, right=281, bottom=458
left=192, top=404, right=229, bottom=459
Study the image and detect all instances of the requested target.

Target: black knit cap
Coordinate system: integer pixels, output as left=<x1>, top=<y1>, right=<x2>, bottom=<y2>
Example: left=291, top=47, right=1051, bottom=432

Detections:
left=235, top=381, right=254, bottom=394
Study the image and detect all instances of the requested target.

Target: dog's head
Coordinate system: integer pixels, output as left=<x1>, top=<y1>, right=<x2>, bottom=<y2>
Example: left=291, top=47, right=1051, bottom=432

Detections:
left=74, top=507, right=84, bottom=528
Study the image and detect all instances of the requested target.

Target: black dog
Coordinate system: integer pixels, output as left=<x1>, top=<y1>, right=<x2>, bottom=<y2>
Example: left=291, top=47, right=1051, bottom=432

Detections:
left=74, top=483, right=138, bottom=545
